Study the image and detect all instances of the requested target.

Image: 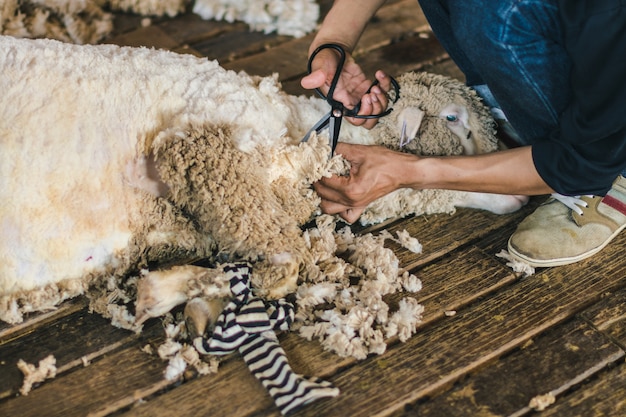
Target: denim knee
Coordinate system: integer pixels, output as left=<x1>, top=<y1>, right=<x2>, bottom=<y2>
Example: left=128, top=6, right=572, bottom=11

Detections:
left=441, top=0, right=570, bottom=143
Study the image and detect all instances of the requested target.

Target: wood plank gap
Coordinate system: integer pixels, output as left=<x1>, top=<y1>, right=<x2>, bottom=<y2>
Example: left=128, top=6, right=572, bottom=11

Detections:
left=56, top=340, right=128, bottom=375
left=86, top=378, right=174, bottom=417
left=0, top=297, right=88, bottom=343
left=536, top=361, right=626, bottom=416
left=507, top=349, right=626, bottom=417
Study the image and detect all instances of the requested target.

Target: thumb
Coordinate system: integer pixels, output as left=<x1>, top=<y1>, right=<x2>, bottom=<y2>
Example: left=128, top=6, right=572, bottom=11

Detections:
left=301, top=69, right=327, bottom=90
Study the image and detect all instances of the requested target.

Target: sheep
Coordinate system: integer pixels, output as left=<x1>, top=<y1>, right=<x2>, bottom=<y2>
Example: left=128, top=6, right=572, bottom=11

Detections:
left=0, top=35, right=525, bottom=346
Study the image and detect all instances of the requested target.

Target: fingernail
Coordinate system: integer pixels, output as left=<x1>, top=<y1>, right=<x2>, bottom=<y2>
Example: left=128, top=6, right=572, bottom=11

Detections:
left=371, top=94, right=378, bottom=102
left=372, top=86, right=381, bottom=95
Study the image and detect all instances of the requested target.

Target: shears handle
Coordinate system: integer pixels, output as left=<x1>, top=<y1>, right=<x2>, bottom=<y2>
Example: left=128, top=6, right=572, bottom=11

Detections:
left=307, top=43, right=347, bottom=106
left=306, top=43, right=400, bottom=119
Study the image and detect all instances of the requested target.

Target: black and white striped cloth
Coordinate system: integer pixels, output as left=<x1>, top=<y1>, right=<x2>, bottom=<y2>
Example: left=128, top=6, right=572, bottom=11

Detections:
left=194, top=263, right=339, bottom=415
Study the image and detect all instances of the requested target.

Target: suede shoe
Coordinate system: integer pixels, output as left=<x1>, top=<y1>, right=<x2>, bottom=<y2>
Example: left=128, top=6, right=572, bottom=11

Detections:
left=508, top=176, right=626, bottom=267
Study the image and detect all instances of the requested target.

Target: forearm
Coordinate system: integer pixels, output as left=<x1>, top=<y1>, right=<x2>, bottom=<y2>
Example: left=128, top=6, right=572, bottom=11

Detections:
left=309, top=0, right=387, bottom=55
left=408, top=146, right=554, bottom=196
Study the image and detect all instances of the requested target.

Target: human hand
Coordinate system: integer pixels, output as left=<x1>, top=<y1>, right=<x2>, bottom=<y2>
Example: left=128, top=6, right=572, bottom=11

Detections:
left=300, top=48, right=392, bottom=129
left=313, top=142, right=420, bottom=223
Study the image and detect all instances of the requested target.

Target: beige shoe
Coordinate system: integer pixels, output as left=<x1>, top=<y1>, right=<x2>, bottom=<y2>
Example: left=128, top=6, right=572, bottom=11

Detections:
left=508, top=176, right=626, bottom=267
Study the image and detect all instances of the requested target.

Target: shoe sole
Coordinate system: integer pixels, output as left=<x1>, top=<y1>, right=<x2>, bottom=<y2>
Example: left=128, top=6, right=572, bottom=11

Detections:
left=507, top=224, right=626, bottom=268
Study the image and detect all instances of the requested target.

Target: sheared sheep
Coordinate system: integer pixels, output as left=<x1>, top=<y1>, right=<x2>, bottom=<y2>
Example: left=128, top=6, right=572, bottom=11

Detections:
left=0, top=36, right=525, bottom=352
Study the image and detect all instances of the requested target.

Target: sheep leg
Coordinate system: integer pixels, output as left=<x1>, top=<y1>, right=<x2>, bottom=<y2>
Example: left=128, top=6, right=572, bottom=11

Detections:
left=454, top=191, right=529, bottom=214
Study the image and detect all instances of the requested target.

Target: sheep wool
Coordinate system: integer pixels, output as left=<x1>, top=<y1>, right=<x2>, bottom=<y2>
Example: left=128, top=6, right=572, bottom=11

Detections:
left=193, top=0, right=320, bottom=38
left=0, top=35, right=525, bottom=362
left=0, top=0, right=319, bottom=44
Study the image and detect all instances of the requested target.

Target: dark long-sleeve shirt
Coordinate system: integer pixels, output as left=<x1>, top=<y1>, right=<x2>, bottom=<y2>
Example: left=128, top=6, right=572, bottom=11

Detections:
left=532, top=0, right=626, bottom=196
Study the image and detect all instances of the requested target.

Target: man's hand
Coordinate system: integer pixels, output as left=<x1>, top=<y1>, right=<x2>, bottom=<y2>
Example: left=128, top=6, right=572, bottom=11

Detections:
left=300, top=48, right=392, bottom=129
left=313, top=142, right=420, bottom=223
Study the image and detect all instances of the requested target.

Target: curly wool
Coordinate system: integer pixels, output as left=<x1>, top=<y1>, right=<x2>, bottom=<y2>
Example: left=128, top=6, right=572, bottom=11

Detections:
left=0, top=0, right=318, bottom=44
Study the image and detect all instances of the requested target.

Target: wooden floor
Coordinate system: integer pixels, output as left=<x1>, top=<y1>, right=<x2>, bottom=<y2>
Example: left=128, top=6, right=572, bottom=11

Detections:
left=2, top=1, right=626, bottom=416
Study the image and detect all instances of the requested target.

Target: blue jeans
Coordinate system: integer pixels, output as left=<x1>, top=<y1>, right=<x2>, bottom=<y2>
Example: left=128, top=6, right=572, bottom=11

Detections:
left=418, top=0, right=569, bottom=146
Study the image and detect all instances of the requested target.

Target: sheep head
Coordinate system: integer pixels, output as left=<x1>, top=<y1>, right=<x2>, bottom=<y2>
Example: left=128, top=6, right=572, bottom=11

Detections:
left=374, top=71, right=498, bottom=156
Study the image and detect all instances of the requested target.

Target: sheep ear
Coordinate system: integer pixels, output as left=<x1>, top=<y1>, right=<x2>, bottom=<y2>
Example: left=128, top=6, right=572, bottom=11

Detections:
left=396, top=107, right=425, bottom=147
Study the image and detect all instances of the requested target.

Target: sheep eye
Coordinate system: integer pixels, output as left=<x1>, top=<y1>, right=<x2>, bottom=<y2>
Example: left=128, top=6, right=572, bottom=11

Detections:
left=446, top=114, right=458, bottom=122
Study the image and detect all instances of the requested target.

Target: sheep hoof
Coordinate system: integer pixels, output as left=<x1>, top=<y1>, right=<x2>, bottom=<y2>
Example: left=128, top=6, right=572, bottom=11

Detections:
left=134, top=265, right=208, bottom=325
left=184, top=297, right=226, bottom=338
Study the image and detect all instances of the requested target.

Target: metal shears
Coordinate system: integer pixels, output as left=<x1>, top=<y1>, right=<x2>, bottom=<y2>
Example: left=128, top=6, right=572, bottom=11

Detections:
left=301, top=43, right=400, bottom=155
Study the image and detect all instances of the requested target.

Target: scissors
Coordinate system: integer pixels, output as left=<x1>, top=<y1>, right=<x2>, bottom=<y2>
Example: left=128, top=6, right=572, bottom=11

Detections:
left=301, top=43, right=400, bottom=156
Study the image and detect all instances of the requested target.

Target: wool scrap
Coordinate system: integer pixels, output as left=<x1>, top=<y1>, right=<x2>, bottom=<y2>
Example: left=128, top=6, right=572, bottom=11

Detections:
left=17, top=355, right=57, bottom=396
left=529, top=392, right=556, bottom=411
left=193, top=0, right=319, bottom=37
left=496, top=250, right=535, bottom=277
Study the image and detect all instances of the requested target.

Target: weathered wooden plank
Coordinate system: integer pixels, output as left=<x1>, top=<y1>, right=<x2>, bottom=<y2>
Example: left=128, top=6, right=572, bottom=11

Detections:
left=354, top=0, right=430, bottom=57
left=119, top=234, right=620, bottom=416
left=420, top=57, right=466, bottom=82
left=107, top=13, right=159, bottom=39
left=356, top=31, right=448, bottom=78
left=121, top=350, right=276, bottom=417
left=279, top=30, right=448, bottom=96
left=0, top=307, right=161, bottom=401
left=104, top=245, right=516, bottom=417
left=0, top=337, right=170, bottom=417
left=170, top=44, right=205, bottom=57
left=385, top=197, right=541, bottom=271
left=0, top=296, right=87, bottom=340
left=222, top=0, right=428, bottom=80
left=406, top=246, right=517, bottom=316
left=160, top=0, right=336, bottom=60
left=401, top=318, right=625, bottom=416
left=192, top=29, right=291, bottom=63
left=278, top=232, right=626, bottom=417
left=103, top=24, right=180, bottom=50
left=537, top=362, right=626, bottom=417
left=580, top=285, right=626, bottom=347
left=155, top=12, right=238, bottom=45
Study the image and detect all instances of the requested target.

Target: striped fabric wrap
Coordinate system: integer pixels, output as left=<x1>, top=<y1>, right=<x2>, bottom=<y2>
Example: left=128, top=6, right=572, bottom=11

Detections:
left=193, top=263, right=339, bottom=415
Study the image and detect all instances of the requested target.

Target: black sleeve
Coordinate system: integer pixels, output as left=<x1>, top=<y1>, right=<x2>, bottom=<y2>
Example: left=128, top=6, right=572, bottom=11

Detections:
left=532, top=0, right=626, bottom=196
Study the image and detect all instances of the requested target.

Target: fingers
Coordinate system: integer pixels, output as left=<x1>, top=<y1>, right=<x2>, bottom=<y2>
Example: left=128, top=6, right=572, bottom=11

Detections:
left=301, top=53, right=392, bottom=130
left=375, top=70, right=393, bottom=94
left=349, top=84, right=389, bottom=129
left=346, top=71, right=392, bottom=129
left=314, top=177, right=366, bottom=224
left=313, top=177, right=354, bottom=207
left=318, top=199, right=365, bottom=224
